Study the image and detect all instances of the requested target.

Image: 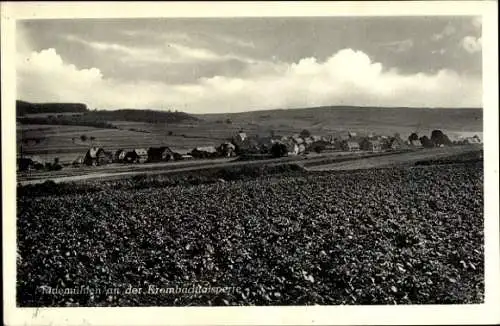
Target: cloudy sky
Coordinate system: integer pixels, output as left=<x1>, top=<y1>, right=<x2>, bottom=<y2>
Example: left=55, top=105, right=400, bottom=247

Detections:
left=17, top=16, right=482, bottom=113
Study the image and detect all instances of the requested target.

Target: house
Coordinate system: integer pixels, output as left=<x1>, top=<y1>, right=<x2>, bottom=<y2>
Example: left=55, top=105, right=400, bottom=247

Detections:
left=360, top=138, right=382, bottom=152
left=341, top=140, right=360, bottom=151
left=232, top=131, right=247, bottom=145
left=147, top=147, right=175, bottom=162
left=84, top=147, right=112, bottom=166
left=464, top=136, right=481, bottom=144
left=303, top=137, right=314, bottom=147
left=190, top=146, right=219, bottom=159
left=114, top=149, right=127, bottom=163
left=72, top=156, right=84, bottom=166
left=233, top=136, right=261, bottom=154
left=410, top=139, right=423, bottom=148
left=309, top=140, right=330, bottom=153
left=286, top=142, right=300, bottom=155
left=181, top=154, right=193, bottom=160
left=218, top=142, right=236, bottom=157
left=348, top=131, right=358, bottom=139
left=124, top=148, right=148, bottom=163
left=386, top=137, right=407, bottom=151
left=291, top=135, right=304, bottom=145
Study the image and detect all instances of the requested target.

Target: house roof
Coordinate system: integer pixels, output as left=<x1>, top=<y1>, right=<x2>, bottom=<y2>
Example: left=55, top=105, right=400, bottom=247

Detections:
left=465, top=137, right=481, bottom=143
left=134, top=148, right=148, bottom=156
left=222, top=142, right=236, bottom=149
left=87, top=147, right=104, bottom=158
left=194, top=146, right=218, bottom=153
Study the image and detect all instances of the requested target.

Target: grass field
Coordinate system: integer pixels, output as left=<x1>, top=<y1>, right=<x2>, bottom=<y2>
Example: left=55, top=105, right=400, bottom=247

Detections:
left=17, top=106, right=482, bottom=164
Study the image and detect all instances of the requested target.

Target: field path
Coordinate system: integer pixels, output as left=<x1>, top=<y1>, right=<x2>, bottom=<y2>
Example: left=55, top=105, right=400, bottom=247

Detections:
left=305, top=146, right=482, bottom=171
left=17, top=145, right=481, bottom=185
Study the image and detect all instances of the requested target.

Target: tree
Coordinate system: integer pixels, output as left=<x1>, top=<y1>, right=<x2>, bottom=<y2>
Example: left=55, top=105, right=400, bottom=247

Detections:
left=271, top=143, right=288, bottom=158
left=431, top=129, right=452, bottom=146
left=226, top=118, right=232, bottom=124
left=409, top=132, right=419, bottom=142
left=300, top=129, right=311, bottom=138
left=419, top=136, right=434, bottom=148
left=80, top=134, right=88, bottom=142
left=90, top=136, right=96, bottom=142
left=168, top=131, right=173, bottom=136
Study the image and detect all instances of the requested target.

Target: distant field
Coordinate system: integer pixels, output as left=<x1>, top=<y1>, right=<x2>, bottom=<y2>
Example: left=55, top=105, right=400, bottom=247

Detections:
left=17, top=106, right=482, bottom=164
left=199, top=106, right=483, bottom=138
left=305, top=146, right=482, bottom=171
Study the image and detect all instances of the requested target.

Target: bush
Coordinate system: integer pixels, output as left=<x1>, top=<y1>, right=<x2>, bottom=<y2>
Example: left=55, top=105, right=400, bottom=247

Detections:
left=271, top=143, right=288, bottom=158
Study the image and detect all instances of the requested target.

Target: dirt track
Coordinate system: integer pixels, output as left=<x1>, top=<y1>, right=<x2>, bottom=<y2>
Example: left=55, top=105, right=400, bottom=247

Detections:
left=305, top=146, right=482, bottom=171
left=17, top=145, right=481, bottom=185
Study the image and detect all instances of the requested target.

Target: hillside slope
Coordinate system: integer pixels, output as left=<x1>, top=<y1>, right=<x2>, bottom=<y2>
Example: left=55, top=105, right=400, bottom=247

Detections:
left=198, top=106, right=483, bottom=135
left=17, top=100, right=88, bottom=116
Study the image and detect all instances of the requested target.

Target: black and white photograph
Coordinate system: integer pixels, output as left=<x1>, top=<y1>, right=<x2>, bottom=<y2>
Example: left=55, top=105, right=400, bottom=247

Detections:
left=2, top=2, right=499, bottom=325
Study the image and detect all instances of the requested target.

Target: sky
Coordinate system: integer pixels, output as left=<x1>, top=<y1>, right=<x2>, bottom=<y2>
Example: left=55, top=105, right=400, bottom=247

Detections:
left=16, top=16, right=483, bottom=113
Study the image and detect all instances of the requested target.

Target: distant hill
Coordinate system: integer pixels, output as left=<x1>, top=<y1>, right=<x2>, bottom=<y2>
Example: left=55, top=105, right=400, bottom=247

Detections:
left=89, top=109, right=199, bottom=124
left=17, top=100, right=199, bottom=126
left=17, top=100, right=88, bottom=116
left=199, top=105, right=483, bottom=135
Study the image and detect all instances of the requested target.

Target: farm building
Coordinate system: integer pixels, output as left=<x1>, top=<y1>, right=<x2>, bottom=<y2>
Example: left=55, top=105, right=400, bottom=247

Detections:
left=84, top=147, right=112, bottom=166
left=147, top=147, right=175, bottom=162
left=341, top=140, right=360, bottom=151
left=124, top=148, right=148, bottom=163
left=360, top=139, right=382, bottom=152
left=190, top=146, right=219, bottom=159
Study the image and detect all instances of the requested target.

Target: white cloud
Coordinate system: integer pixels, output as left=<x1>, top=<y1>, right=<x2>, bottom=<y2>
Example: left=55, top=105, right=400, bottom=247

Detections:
left=64, top=34, right=257, bottom=65
left=17, top=47, right=482, bottom=113
left=461, top=36, right=482, bottom=53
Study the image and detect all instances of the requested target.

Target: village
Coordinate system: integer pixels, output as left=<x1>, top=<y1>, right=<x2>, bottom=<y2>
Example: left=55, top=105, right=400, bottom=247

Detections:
left=17, top=129, right=482, bottom=172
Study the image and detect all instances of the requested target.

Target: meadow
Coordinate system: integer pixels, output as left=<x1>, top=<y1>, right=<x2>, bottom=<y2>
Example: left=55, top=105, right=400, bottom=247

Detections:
left=17, top=106, right=483, bottom=164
